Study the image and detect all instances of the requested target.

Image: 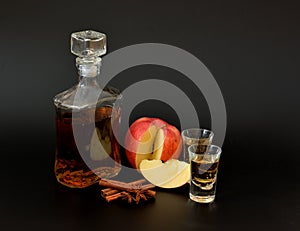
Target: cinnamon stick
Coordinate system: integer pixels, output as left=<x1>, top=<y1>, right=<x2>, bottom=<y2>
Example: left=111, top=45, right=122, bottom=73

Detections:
left=140, top=184, right=156, bottom=191
left=101, top=189, right=119, bottom=197
left=99, top=179, right=156, bottom=204
left=128, top=179, right=147, bottom=186
left=101, top=188, right=113, bottom=193
left=99, top=179, right=155, bottom=192
left=105, top=192, right=125, bottom=202
left=99, top=180, right=132, bottom=191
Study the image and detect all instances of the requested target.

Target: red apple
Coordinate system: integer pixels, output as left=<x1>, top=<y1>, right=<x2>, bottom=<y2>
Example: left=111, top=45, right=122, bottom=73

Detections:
left=125, top=117, right=182, bottom=169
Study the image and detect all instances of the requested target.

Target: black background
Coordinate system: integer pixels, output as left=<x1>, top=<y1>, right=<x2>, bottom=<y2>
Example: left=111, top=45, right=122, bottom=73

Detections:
left=1, top=0, right=299, bottom=230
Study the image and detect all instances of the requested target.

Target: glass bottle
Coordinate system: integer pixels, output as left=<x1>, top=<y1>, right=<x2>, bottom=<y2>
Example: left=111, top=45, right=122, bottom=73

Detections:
left=54, top=30, right=122, bottom=188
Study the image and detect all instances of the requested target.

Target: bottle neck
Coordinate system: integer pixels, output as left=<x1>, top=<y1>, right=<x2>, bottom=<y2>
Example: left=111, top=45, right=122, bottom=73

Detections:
left=76, top=56, right=101, bottom=79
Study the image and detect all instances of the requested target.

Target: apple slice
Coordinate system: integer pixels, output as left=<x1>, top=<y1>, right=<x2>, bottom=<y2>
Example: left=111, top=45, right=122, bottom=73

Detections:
left=140, top=159, right=190, bottom=188
left=160, top=164, right=190, bottom=188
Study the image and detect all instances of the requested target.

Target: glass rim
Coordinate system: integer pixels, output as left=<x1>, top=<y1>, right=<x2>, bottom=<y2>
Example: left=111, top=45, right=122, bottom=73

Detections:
left=188, top=144, right=222, bottom=155
left=181, top=128, right=214, bottom=140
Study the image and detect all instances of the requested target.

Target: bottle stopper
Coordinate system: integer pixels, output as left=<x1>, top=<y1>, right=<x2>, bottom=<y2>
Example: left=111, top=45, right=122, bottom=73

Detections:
left=71, top=30, right=106, bottom=57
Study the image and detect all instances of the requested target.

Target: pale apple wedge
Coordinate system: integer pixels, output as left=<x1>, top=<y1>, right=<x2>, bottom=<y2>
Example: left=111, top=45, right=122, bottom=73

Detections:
left=159, top=164, right=190, bottom=188
left=140, top=159, right=190, bottom=188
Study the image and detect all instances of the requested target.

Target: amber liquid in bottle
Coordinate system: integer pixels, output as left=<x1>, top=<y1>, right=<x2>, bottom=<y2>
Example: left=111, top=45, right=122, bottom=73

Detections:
left=55, top=106, right=121, bottom=188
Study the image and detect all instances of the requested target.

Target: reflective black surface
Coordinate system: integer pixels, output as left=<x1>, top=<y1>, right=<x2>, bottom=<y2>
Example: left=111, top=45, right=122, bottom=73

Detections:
left=1, top=129, right=299, bottom=231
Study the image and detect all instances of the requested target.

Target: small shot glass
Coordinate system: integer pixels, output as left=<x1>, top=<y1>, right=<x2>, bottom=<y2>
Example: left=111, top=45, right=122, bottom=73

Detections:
left=181, top=128, right=214, bottom=163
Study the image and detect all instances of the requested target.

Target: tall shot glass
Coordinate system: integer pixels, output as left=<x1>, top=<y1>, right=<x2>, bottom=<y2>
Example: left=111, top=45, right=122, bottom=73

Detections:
left=188, top=144, right=222, bottom=203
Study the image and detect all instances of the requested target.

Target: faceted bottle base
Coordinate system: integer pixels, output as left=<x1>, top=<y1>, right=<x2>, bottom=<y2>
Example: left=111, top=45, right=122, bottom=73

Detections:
left=55, top=159, right=121, bottom=188
left=55, top=166, right=121, bottom=188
